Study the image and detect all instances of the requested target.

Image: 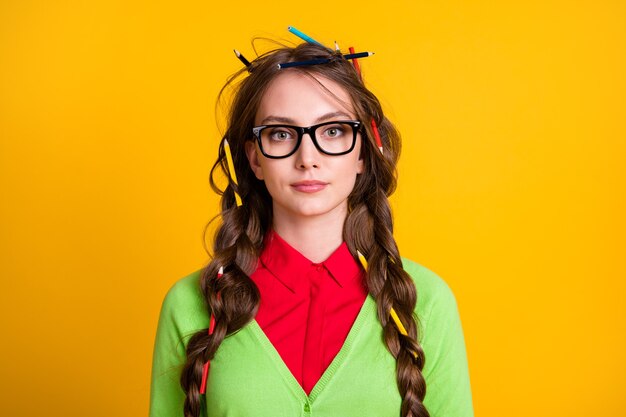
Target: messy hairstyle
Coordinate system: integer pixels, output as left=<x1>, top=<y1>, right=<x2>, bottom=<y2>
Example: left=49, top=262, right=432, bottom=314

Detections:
left=180, top=42, right=429, bottom=417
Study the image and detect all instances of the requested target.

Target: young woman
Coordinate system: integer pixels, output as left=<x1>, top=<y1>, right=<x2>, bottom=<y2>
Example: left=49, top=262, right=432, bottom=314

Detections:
left=150, top=41, right=473, bottom=417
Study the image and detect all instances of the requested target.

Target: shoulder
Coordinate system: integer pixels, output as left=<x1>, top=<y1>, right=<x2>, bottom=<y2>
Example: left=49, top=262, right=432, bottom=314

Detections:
left=157, top=269, right=209, bottom=336
left=401, top=259, right=474, bottom=415
left=151, top=270, right=208, bottom=417
left=161, top=269, right=204, bottom=310
left=401, top=257, right=457, bottom=320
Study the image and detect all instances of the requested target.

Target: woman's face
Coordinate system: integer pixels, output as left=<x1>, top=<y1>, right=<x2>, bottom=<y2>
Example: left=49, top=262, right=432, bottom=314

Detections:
left=245, top=71, right=364, bottom=225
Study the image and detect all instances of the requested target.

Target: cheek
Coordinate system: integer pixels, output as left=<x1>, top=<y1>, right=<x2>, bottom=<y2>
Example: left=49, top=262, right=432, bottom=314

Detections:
left=334, top=158, right=362, bottom=191
left=257, top=161, right=285, bottom=194
left=343, top=154, right=365, bottom=176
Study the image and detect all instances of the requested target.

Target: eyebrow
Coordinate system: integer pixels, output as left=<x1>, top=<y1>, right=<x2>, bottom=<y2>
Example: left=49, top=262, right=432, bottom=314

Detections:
left=260, top=111, right=354, bottom=125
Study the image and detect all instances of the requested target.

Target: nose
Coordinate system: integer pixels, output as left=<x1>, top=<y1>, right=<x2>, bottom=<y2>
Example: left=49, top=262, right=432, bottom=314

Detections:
left=294, top=132, right=320, bottom=169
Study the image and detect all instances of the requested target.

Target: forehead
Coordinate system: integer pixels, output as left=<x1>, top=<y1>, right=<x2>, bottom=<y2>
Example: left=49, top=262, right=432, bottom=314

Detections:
left=255, top=71, right=355, bottom=125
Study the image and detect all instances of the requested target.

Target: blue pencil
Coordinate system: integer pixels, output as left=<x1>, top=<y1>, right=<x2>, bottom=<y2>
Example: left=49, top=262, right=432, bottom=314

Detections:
left=277, top=52, right=374, bottom=69
left=287, top=26, right=323, bottom=45
left=343, top=51, right=374, bottom=60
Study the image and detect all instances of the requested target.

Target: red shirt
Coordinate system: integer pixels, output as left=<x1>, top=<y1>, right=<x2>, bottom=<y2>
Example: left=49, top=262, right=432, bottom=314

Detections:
left=251, top=230, right=368, bottom=394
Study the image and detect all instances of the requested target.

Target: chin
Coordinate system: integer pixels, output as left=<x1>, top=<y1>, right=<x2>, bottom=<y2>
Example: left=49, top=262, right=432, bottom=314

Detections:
left=289, top=202, right=348, bottom=219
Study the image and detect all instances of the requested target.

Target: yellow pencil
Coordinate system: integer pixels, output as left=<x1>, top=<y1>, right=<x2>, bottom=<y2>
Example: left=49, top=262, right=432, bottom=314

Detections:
left=389, top=307, right=408, bottom=336
left=357, top=250, right=368, bottom=270
left=223, top=139, right=242, bottom=207
left=357, top=249, right=418, bottom=359
left=391, top=307, right=418, bottom=360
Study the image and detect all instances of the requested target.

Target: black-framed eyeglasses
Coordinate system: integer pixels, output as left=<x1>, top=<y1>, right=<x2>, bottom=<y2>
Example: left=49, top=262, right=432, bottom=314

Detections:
left=251, top=120, right=362, bottom=159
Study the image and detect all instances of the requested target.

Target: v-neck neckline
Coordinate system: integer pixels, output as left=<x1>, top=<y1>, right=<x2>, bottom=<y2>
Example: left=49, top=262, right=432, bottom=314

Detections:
left=247, top=294, right=376, bottom=402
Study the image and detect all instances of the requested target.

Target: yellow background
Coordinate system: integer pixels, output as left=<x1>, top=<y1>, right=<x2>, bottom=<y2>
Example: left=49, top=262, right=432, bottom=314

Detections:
left=1, top=0, right=624, bottom=415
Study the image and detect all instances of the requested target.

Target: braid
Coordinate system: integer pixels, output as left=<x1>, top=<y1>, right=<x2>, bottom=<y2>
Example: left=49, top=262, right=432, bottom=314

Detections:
left=180, top=139, right=269, bottom=416
left=345, top=194, right=429, bottom=417
left=345, top=113, right=430, bottom=417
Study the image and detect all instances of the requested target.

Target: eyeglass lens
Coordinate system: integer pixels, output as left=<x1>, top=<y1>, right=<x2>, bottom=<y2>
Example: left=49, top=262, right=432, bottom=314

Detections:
left=258, top=122, right=356, bottom=157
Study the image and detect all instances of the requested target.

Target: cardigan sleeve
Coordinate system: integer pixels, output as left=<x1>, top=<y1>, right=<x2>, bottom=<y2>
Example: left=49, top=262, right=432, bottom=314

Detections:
left=403, top=259, right=474, bottom=417
left=150, top=271, right=209, bottom=417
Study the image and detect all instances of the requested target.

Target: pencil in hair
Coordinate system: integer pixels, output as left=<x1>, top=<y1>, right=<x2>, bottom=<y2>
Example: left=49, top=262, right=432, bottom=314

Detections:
left=277, top=58, right=331, bottom=69
left=233, top=49, right=252, bottom=71
left=343, top=51, right=374, bottom=60
left=348, top=46, right=362, bottom=79
left=287, top=26, right=323, bottom=45
left=371, top=119, right=384, bottom=154
left=223, top=138, right=243, bottom=207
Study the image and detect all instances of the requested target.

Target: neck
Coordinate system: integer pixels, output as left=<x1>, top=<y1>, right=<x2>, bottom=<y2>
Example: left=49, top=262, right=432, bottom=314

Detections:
left=272, top=208, right=346, bottom=264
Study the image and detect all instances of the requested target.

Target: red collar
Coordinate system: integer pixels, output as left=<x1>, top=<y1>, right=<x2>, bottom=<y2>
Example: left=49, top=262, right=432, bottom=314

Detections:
left=259, top=230, right=364, bottom=293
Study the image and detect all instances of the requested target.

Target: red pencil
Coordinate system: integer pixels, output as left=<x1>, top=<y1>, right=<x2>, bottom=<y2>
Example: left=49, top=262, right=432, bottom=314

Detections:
left=348, top=46, right=362, bottom=79
left=371, top=119, right=384, bottom=154
left=199, top=361, right=210, bottom=393
left=200, top=266, right=224, bottom=394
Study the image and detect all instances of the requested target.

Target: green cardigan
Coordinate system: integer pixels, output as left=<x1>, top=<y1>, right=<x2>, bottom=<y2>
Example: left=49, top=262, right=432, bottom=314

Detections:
left=150, top=258, right=473, bottom=417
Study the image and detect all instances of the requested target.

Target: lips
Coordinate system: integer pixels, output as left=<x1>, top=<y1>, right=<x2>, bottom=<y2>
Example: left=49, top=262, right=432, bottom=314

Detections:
left=291, top=180, right=328, bottom=193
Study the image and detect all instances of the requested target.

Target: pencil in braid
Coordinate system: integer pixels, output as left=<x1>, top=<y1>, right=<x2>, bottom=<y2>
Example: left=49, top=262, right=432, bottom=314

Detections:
left=181, top=148, right=266, bottom=416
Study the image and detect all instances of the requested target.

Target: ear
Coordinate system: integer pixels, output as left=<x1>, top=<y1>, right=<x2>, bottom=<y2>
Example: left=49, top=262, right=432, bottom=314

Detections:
left=245, top=140, right=264, bottom=180
left=355, top=139, right=365, bottom=174
left=356, top=157, right=364, bottom=175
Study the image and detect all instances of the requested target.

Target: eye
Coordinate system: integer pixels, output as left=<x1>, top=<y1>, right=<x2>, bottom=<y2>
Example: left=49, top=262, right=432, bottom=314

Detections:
left=267, top=127, right=295, bottom=141
left=322, top=125, right=346, bottom=138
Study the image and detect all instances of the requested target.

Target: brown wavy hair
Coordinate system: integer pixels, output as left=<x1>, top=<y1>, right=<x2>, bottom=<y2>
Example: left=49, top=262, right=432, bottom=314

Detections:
left=180, top=42, right=429, bottom=417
